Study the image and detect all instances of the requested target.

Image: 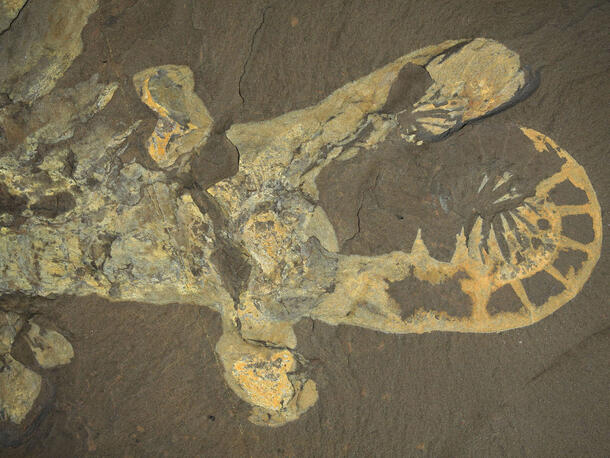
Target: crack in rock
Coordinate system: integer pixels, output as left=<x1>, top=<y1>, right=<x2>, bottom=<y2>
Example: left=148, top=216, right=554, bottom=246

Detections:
left=238, top=3, right=274, bottom=105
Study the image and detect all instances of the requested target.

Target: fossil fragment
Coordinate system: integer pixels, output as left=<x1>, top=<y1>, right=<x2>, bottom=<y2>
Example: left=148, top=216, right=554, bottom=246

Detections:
left=400, top=38, right=537, bottom=142
left=0, top=310, right=43, bottom=426
left=0, top=72, right=230, bottom=310
left=0, top=308, right=74, bottom=429
left=0, top=36, right=601, bottom=428
left=0, top=73, right=118, bottom=156
left=25, top=321, right=74, bottom=369
left=0, top=310, right=22, bottom=354
left=217, top=330, right=318, bottom=426
left=311, top=124, right=602, bottom=333
left=133, top=65, right=214, bottom=168
left=0, top=0, right=99, bottom=103
left=204, top=38, right=600, bottom=424
left=0, top=355, right=42, bottom=425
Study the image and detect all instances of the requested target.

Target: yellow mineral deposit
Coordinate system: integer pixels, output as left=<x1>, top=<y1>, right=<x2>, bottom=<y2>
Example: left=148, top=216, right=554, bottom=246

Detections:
left=232, top=350, right=296, bottom=411
left=216, top=330, right=318, bottom=426
left=205, top=38, right=601, bottom=425
left=0, top=355, right=42, bottom=424
left=0, top=36, right=601, bottom=428
left=311, top=128, right=602, bottom=334
left=133, top=65, right=213, bottom=168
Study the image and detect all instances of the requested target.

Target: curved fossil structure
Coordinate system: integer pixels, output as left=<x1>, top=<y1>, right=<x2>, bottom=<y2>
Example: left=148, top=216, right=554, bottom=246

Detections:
left=202, top=39, right=601, bottom=424
left=0, top=4, right=601, bottom=430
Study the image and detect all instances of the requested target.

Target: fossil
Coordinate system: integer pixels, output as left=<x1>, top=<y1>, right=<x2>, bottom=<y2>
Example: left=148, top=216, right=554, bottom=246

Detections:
left=0, top=19, right=601, bottom=429
left=203, top=39, right=601, bottom=425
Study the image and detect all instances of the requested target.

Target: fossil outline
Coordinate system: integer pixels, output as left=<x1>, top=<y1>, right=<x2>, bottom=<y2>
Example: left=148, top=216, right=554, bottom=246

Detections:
left=163, top=38, right=600, bottom=425
left=0, top=38, right=602, bottom=428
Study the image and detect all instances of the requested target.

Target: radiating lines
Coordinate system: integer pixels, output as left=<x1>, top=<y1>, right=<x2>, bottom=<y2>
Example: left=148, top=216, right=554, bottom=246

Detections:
left=477, top=174, right=489, bottom=194
left=543, top=264, right=570, bottom=288
left=510, top=279, right=535, bottom=312
left=558, top=235, right=590, bottom=253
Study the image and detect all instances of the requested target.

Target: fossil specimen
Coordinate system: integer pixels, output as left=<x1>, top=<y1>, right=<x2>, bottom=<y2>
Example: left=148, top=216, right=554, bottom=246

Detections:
left=0, top=4, right=601, bottom=430
left=203, top=40, right=601, bottom=425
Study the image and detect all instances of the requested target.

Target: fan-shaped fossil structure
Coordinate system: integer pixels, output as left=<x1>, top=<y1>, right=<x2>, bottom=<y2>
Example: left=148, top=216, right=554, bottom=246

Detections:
left=0, top=25, right=601, bottom=428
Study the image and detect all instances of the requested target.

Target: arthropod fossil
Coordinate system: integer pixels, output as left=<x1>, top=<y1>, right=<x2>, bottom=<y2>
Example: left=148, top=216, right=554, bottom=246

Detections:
left=0, top=38, right=601, bottom=428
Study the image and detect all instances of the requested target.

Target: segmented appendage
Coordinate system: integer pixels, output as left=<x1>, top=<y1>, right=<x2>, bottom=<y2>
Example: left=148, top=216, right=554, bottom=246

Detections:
left=457, top=128, right=602, bottom=331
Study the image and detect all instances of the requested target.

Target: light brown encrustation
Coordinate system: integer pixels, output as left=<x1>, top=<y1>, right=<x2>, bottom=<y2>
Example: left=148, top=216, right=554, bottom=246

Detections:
left=0, top=13, right=602, bottom=429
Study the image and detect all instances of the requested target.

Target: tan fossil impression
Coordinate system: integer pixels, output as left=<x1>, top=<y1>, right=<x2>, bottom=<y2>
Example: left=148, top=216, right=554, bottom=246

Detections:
left=138, top=38, right=601, bottom=426
left=0, top=38, right=602, bottom=427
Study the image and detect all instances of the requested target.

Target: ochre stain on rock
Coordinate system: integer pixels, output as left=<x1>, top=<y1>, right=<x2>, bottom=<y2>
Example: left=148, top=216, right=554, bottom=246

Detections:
left=232, top=350, right=296, bottom=411
left=0, top=35, right=602, bottom=428
left=133, top=65, right=213, bottom=168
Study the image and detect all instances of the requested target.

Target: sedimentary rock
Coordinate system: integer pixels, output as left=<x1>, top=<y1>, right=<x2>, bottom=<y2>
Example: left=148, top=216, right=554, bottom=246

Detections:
left=0, top=31, right=601, bottom=428
left=0, top=0, right=27, bottom=33
left=204, top=40, right=600, bottom=423
left=0, top=0, right=99, bottom=103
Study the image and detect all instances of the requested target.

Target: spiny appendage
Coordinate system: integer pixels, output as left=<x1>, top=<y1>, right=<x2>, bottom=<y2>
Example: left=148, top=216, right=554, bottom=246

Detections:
left=358, top=127, right=602, bottom=334
left=457, top=128, right=601, bottom=330
left=401, top=38, right=532, bottom=142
